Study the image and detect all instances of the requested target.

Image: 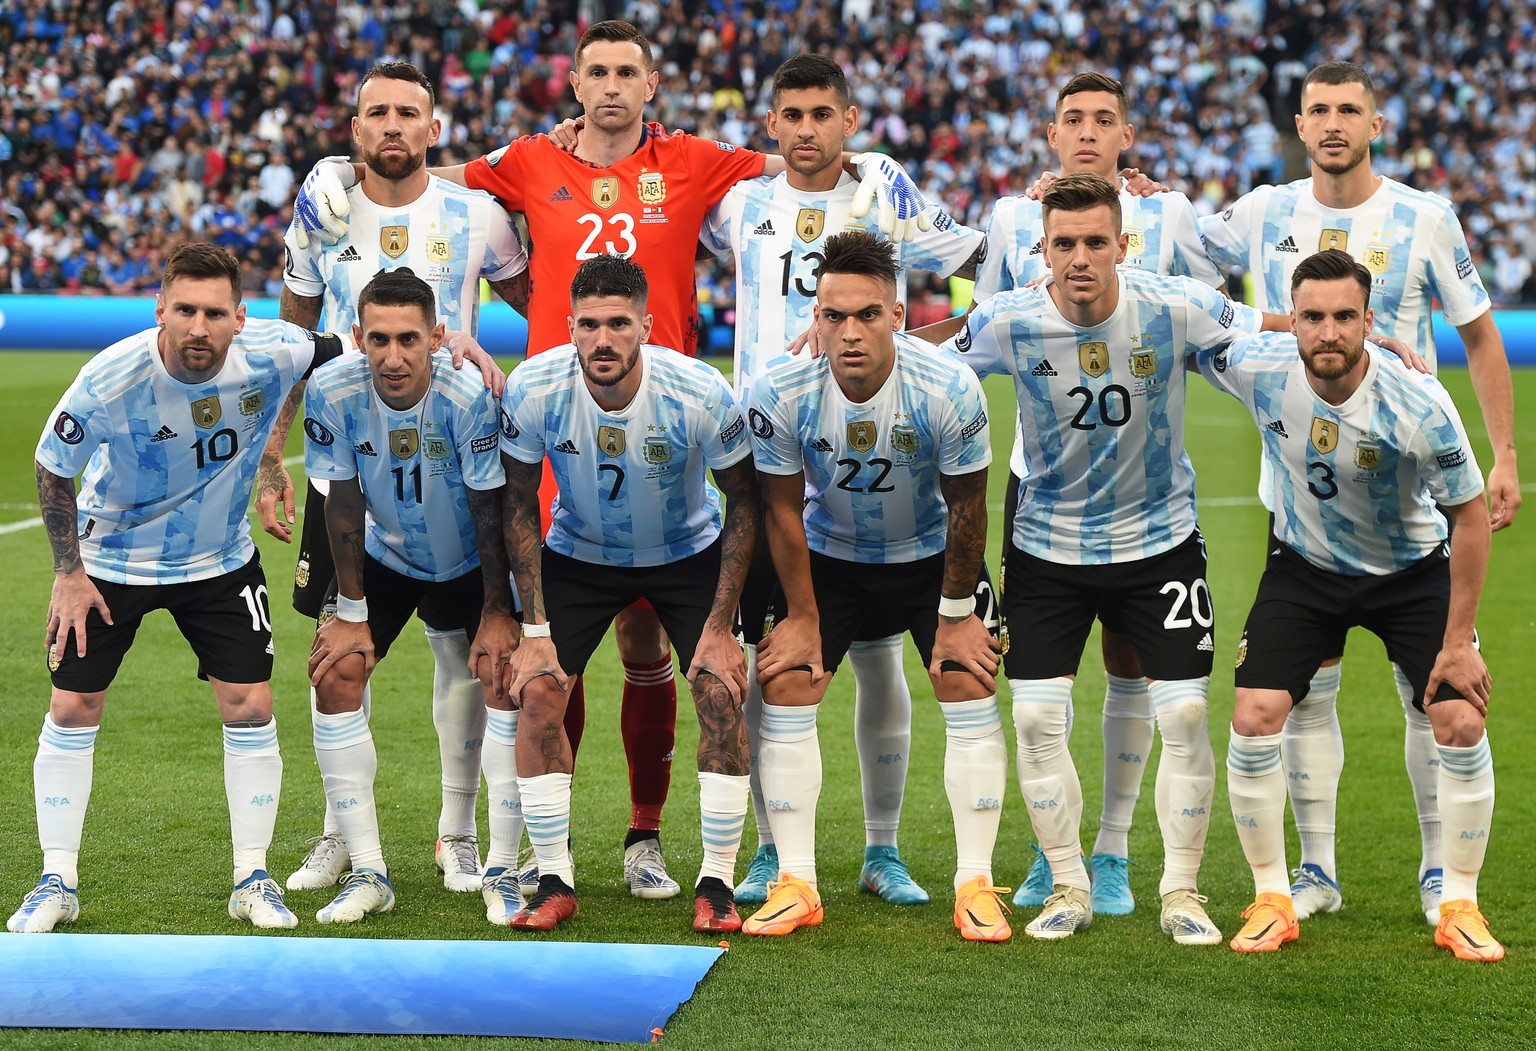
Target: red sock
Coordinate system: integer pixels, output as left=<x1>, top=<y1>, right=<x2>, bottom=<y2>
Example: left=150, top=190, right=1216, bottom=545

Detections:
left=562, top=676, right=586, bottom=764
left=622, top=657, right=676, bottom=831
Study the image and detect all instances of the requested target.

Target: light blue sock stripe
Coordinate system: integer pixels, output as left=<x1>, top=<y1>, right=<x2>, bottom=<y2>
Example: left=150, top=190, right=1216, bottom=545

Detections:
left=525, top=814, right=570, bottom=844
left=1437, top=736, right=1492, bottom=778
left=1150, top=679, right=1209, bottom=713
left=1226, top=741, right=1281, bottom=774
left=223, top=720, right=279, bottom=754
left=40, top=719, right=98, bottom=752
left=486, top=710, right=518, bottom=746
left=313, top=710, right=372, bottom=749
left=760, top=704, right=818, bottom=737
left=941, top=702, right=1002, bottom=732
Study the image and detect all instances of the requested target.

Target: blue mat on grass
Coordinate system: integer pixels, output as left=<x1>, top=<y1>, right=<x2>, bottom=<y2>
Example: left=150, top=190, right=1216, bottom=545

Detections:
left=0, top=934, right=724, bottom=1042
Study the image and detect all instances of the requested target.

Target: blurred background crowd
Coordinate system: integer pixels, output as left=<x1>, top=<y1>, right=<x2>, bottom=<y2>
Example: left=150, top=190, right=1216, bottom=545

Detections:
left=3, top=0, right=1534, bottom=329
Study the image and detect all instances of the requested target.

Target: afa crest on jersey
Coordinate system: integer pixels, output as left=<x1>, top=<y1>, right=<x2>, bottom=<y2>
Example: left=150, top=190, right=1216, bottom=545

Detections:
left=1310, top=417, right=1339, bottom=455
left=643, top=437, right=672, bottom=464
left=638, top=171, right=666, bottom=205
left=847, top=420, right=878, bottom=453
left=1130, top=351, right=1158, bottom=378
left=1079, top=341, right=1109, bottom=379
left=1365, top=244, right=1391, bottom=275
left=1125, top=229, right=1146, bottom=255
left=1354, top=440, right=1382, bottom=470
left=390, top=428, right=419, bottom=458
left=425, top=436, right=452, bottom=461
left=191, top=396, right=222, bottom=428
left=427, top=237, right=452, bottom=264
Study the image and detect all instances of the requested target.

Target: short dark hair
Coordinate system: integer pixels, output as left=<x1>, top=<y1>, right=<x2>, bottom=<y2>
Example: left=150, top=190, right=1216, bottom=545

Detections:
left=1040, top=171, right=1122, bottom=235
left=771, top=54, right=849, bottom=106
left=360, top=61, right=436, bottom=109
left=570, top=254, right=649, bottom=307
left=1302, top=61, right=1375, bottom=108
left=575, top=20, right=654, bottom=71
left=1056, top=72, right=1128, bottom=119
left=1291, top=249, right=1372, bottom=306
left=818, top=231, right=900, bottom=289
left=161, top=242, right=241, bottom=300
left=357, top=267, right=438, bottom=328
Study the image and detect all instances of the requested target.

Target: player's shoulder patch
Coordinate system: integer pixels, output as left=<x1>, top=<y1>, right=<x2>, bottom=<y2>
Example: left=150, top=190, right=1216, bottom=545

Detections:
left=715, top=140, right=737, bottom=153
left=53, top=411, right=85, bottom=445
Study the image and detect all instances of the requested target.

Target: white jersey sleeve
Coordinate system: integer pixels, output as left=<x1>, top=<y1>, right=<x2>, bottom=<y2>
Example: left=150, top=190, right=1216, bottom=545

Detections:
left=1422, top=196, right=1492, bottom=327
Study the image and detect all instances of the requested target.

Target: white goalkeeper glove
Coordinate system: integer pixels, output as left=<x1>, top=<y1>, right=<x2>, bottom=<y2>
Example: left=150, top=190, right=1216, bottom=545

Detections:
left=849, top=153, right=933, bottom=243
left=291, top=156, right=357, bottom=249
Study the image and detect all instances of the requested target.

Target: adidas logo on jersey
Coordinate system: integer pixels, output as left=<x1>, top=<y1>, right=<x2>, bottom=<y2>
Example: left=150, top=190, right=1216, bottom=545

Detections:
left=1028, top=240, right=1044, bottom=255
left=1032, top=360, right=1058, bottom=377
left=548, top=185, right=574, bottom=202
left=335, top=245, right=362, bottom=262
left=753, top=219, right=776, bottom=236
left=811, top=437, right=833, bottom=452
left=149, top=425, right=178, bottom=442
left=553, top=439, right=580, bottom=454
left=1197, top=632, right=1214, bottom=653
left=1266, top=419, right=1289, bottom=438
left=1276, top=236, right=1299, bottom=253
left=355, top=441, right=377, bottom=456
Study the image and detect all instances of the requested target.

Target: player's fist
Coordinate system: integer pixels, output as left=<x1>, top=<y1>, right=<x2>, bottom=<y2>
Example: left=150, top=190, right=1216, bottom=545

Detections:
left=850, top=153, right=933, bottom=243
left=292, top=157, right=357, bottom=249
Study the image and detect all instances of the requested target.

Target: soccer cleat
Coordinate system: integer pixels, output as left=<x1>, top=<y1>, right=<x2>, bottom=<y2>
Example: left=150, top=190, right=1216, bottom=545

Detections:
left=435, top=834, right=484, bottom=893
left=1024, top=886, right=1093, bottom=940
left=1012, top=845, right=1053, bottom=908
left=1419, top=868, right=1444, bottom=927
left=229, top=870, right=299, bottom=930
left=513, top=846, right=540, bottom=897
left=1160, top=889, right=1221, bottom=946
left=286, top=833, right=350, bottom=891
left=1289, top=863, right=1342, bottom=920
left=1089, top=853, right=1135, bottom=916
left=858, top=845, right=930, bottom=905
left=7, top=874, right=79, bottom=933
left=692, top=877, right=742, bottom=933
left=316, top=869, right=395, bottom=924
left=623, top=838, right=681, bottom=900
left=1434, top=899, right=1504, bottom=962
left=508, top=874, right=579, bottom=931
left=1229, top=892, right=1298, bottom=953
left=954, top=876, right=1013, bottom=942
left=734, top=844, right=779, bottom=904
left=742, top=874, right=824, bottom=936
left=481, top=866, right=525, bottom=926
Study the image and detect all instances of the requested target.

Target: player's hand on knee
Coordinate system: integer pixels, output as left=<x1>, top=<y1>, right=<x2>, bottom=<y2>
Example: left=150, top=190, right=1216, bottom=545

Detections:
left=443, top=332, right=506, bottom=397
left=470, top=612, right=518, bottom=704
left=687, top=626, right=748, bottom=705
left=48, top=570, right=112, bottom=660
left=309, top=618, right=376, bottom=686
left=850, top=153, right=932, bottom=243
left=929, top=615, right=1001, bottom=692
left=255, top=455, right=295, bottom=543
left=292, top=156, right=356, bottom=249
left=508, top=635, right=568, bottom=705
left=755, top=616, right=825, bottom=687
left=1424, top=642, right=1491, bottom=718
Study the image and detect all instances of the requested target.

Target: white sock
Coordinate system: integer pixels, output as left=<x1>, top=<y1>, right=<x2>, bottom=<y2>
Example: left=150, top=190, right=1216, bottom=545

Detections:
left=1436, top=733, right=1493, bottom=905
left=759, top=702, right=821, bottom=885
left=1094, top=674, right=1153, bottom=858
left=697, top=771, right=750, bottom=887
left=518, top=772, right=574, bottom=885
left=316, top=680, right=370, bottom=842
left=1010, top=677, right=1087, bottom=890
left=849, top=636, right=911, bottom=850
left=483, top=708, right=522, bottom=871
left=941, top=696, right=1005, bottom=888
left=224, top=719, right=281, bottom=883
left=1396, top=664, right=1442, bottom=876
left=34, top=716, right=96, bottom=889
left=1148, top=678, right=1214, bottom=895
left=1284, top=663, right=1343, bottom=878
left=743, top=645, right=773, bottom=848
left=312, top=706, right=385, bottom=872
left=428, top=630, right=485, bottom=840
left=1227, top=727, right=1289, bottom=897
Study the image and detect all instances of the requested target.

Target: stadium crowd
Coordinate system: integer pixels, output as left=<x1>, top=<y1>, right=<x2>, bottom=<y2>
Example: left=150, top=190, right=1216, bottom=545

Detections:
left=2, top=0, right=1535, bottom=311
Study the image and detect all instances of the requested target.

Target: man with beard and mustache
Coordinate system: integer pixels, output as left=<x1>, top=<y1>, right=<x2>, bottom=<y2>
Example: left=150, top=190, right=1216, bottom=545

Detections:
left=1199, top=61, right=1520, bottom=928
left=1201, top=250, right=1501, bottom=963
left=262, top=61, right=527, bottom=905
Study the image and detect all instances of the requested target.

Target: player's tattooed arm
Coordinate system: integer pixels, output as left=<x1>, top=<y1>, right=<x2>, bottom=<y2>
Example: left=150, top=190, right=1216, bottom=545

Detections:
left=487, top=271, right=530, bottom=317
left=258, top=286, right=325, bottom=542
left=467, top=484, right=518, bottom=700
left=37, top=464, right=81, bottom=575
left=280, top=285, right=324, bottom=331
left=933, top=466, right=999, bottom=690
left=755, top=469, right=826, bottom=686
left=501, top=454, right=569, bottom=698
left=38, top=463, right=112, bottom=658
left=951, top=241, right=987, bottom=281
left=324, top=477, right=368, bottom=600
left=706, top=459, right=761, bottom=636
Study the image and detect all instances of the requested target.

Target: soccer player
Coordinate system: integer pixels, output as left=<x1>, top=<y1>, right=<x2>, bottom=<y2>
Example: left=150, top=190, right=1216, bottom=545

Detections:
left=1199, top=61, right=1520, bottom=924
left=1210, top=250, right=1501, bottom=962
left=10, top=242, right=344, bottom=933
left=701, top=53, right=986, bottom=906
left=261, top=60, right=528, bottom=899
left=742, top=231, right=1009, bottom=941
left=301, top=268, right=516, bottom=924
left=497, top=254, right=759, bottom=934
left=945, top=172, right=1280, bottom=943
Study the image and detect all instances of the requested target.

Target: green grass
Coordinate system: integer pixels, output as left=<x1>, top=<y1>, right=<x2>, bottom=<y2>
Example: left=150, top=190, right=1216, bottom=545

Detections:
left=0, top=353, right=1533, bottom=1049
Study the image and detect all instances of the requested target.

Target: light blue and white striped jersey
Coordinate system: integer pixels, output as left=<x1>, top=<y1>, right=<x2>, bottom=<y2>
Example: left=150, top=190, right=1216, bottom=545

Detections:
left=500, top=345, right=751, bottom=567
left=284, top=174, right=527, bottom=339
left=303, top=353, right=503, bottom=582
left=945, top=271, right=1261, bottom=565
left=1199, top=177, right=1490, bottom=368
left=703, top=172, right=982, bottom=389
left=1200, top=334, right=1484, bottom=575
left=750, top=332, right=991, bottom=564
left=36, top=319, right=328, bottom=585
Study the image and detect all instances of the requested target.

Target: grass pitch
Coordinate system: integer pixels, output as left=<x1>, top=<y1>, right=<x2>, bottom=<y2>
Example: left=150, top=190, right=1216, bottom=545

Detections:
left=0, top=352, right=1532, bottom=1049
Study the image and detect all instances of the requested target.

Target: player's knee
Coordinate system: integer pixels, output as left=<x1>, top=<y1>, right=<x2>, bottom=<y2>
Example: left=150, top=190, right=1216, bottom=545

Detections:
left=214, top=682, right=275, bottom=724
left=48, top=689, right=105, bottom=727
left=1099, top=631, right=1142, bottom=678
left=1429, top=699, right=1484, bottom=748
left=518, top=678, right=569, bottom=729
left=1232, top=688, right=1289, bottom=737
left=313, top=657, right=367, bottom=713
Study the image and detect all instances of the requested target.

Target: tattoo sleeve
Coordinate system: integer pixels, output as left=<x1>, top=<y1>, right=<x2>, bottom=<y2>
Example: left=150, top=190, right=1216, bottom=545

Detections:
left=501, top=454, right=547, bottom=621
left=324, top=477, right=369, bottom=599
left=488, top=272, right=530, bottom=317
left=707, top=457, right=761, bottom=634
left=938, top=467, right=989, bottom=601
left=468, top=484, right=513, bottom=615
left=280, top=285, right=324, bottom=331
left=953, top=240, right=987, bottom=281
left=36, top=464, right=81, bottom=574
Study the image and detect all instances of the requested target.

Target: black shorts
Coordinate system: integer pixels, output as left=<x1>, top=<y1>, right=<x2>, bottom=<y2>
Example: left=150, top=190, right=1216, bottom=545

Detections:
left=1000, top=529, right=1214, bottom=681
left=358, top=555, right=485, bottom=662
left=291, top=479, right=336, bottom=620
left=1233, top=541, right=1460, bottom=711
left=543, top=540, right=722, bottom=676
left=1002, top=469, right=1126, bottom=636
left=50, top=553, right=275, bottom=693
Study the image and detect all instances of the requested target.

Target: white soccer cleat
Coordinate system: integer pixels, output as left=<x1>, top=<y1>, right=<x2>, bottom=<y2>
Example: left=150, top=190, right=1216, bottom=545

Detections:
left=7, top=874, right=79, bottom=933
left=435, top=835, right=484, bottom=893
left=1025, top=886, right=1093, bottom=940
left=623, top=837, right=681, bottom=900
left=316, top=869, right=395, bottom=924
left=1289, top=863, right=1342, bottom=920
left=229, top=871, right=299, bottom=930
left=286, top=833, right=350, bottom=891
left=1160, top=889, right=1222, bottom=945
left=482, top=866, right=525, bottom=926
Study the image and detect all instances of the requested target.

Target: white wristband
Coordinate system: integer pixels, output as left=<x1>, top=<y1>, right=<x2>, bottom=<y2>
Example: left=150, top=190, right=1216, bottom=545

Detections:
left=938, top=595, right=972, bottom=619
left=334, top=595, right=368, bottom=622
left=522, top=621, right=551, bottom=638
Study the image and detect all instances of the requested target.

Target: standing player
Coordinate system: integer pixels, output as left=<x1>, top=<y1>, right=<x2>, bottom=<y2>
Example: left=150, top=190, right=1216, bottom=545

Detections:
left=260, top=61, right=527, bottom=898
left=10, top=243, right=343, bottom=933
left=1210, top=251, right=1500, bottom=962
left=743, top=232, right=1010, bottom=942
left=1200, top=61, right=1520, bottom=924
left=702, top=54, right=985, bottom=906
left=497, top=255, right=759, bottom=933
left=301, top=269, right=518, bottom=924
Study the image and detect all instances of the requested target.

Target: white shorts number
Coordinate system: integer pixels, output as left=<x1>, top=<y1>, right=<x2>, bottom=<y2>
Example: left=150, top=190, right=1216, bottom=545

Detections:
left=239, top=583, right=273, bottom=633
left=1159, top=578, right=1213, bottom=630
